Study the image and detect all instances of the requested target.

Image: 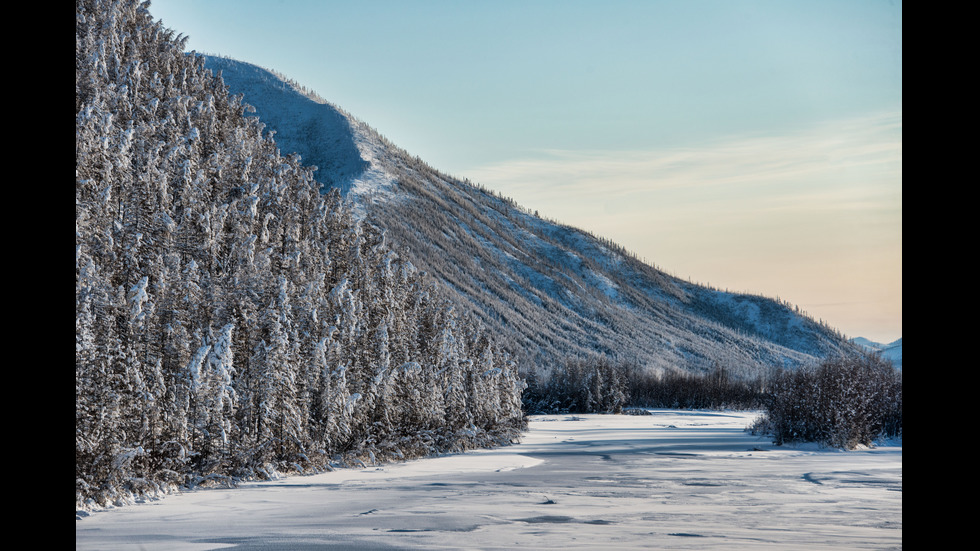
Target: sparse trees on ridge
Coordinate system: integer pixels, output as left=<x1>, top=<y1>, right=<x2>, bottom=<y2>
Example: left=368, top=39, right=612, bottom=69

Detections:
left=76, top=0, right=524, bottom=510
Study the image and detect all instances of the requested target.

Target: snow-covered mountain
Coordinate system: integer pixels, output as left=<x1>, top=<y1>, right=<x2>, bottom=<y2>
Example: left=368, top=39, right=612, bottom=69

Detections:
left=205, top=56, right=861, bottom=378
left=852, top=337, right=902, bottom=369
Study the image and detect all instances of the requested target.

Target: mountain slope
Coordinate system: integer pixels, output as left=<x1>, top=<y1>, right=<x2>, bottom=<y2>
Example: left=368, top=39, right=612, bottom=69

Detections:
left=852, top=337, right=903, bottom=369
left=206, top=56, right=860, bottom=378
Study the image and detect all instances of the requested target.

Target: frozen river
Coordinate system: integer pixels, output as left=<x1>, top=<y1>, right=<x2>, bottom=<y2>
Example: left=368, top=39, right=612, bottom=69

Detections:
left=76, top=410, right=902, bottom=550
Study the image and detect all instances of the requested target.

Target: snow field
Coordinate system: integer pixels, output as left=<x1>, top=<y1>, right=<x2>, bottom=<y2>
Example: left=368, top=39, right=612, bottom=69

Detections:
left=76, top=410, right=901, bottom=550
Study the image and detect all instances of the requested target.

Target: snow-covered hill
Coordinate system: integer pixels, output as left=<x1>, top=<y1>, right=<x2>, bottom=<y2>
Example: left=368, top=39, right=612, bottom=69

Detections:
left=205, top=56, right=861, bottom=378
left=852, top=337, right=902, bottom=369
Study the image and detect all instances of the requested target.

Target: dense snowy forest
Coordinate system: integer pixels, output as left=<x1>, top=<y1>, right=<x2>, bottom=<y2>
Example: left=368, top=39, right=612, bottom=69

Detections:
left=76, top=0, right=525, bottom=510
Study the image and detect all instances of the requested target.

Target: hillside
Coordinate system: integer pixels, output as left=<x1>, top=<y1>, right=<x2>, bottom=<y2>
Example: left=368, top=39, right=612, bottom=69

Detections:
left=852, top=337, right=903, bottom=369
left=205, top=56, right=861, bottom=379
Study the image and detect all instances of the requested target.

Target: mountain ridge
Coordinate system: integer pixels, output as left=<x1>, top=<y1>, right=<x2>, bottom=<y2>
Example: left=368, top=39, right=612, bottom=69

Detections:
left=852, top=337, right=902, bottom=369
left=204, top=55, right=861, bottom=378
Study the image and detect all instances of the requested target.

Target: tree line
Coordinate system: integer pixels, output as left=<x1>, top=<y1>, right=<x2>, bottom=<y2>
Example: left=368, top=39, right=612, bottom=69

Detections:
left=524, top=354, right=901, bottom=449
left=522, top=358, right=765, bottom=414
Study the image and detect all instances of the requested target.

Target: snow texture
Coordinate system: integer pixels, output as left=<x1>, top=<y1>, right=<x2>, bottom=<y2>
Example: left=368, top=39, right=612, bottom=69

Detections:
left=76, top=410, right=902, bottom=550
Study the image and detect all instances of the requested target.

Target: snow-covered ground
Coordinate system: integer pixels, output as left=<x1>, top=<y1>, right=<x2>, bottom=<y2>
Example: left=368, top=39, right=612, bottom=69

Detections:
left=75, top=410, right=902, bottom=550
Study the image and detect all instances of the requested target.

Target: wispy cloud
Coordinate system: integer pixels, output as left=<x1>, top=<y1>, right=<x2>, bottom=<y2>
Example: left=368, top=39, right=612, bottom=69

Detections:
left=465, top=110, right=901, bottom=212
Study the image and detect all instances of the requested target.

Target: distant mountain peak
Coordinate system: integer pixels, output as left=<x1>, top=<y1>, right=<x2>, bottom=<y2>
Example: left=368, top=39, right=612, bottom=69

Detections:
left=851, top=337, right=902, bottom=369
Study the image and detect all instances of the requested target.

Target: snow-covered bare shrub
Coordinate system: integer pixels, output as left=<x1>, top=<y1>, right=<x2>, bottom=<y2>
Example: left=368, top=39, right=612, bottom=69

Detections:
left=754, top=355, right=901, bottom=449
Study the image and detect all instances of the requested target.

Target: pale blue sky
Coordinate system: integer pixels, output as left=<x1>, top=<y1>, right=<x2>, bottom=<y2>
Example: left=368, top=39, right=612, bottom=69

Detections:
left=149, top=0, right=902, bottom=342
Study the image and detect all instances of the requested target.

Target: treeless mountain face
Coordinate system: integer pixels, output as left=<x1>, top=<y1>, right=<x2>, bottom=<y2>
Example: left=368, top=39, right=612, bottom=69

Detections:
left=206, top=56, right=859, bottom=379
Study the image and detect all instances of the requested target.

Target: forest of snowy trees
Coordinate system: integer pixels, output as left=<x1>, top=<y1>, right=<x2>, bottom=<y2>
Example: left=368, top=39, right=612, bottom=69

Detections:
left=76, top=0, right=525, bottom=510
